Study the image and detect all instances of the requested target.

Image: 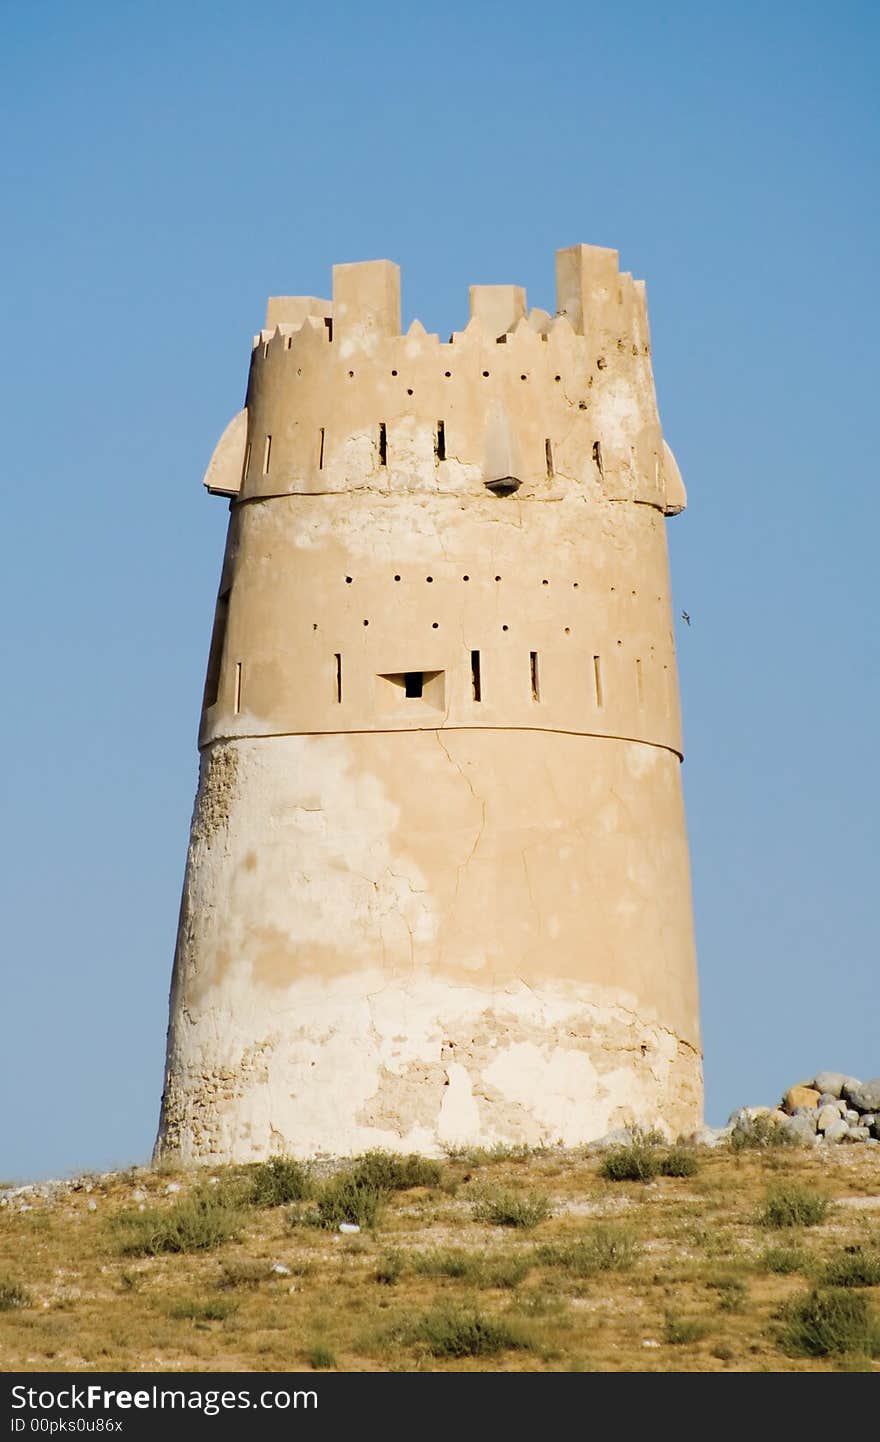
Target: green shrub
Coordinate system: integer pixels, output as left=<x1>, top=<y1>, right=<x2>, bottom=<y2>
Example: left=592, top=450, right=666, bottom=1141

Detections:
left=413, top=1248, right=480, bottom=1280
left=115, top=1190, right=242, bottom=1255
left=659, top=1146, right=700, bottom=1178
left=483, top=1255, right=532, bottom=1289
left=244, top=1156, right=311, bottom=1207
left=311, top=1172, right=387, bottom=1230
left=218, top=1259, right=270, bottom=1289
left=472, top=1190, right=552, bottom=1229
left=540, top=1226, right=640, bottom=1277
left=663, top=1312, right=709, bottom=1345
left=416, top=1304, right=532, bottom=1358
left=599, top=1143, right=659, bottom=1182
left=167, top=1297, right=238, bottom=1322
left=760, top=1246, right=805, bottom=1275
left=779, top=1288, right=880, bottom=1358
left=375, top=1252, right=404, bottom=1286
left=708, top=1276, right=747, bottom=1312
left=445, top=1142, right=537, bottom=1167
left=307, top=1344, right=337, bottom=1369
left=0, top=1280, right=30, bottom=1312
left=352, top=1151, right=442, bottom=1192
left=411, top=1248, right=530, bottom=1288
left=759, top=1184, right=829, bottom=1230
left=730, top=1115, right=799, bottom=1152
left=820, top=1248, right=880, bottom=1288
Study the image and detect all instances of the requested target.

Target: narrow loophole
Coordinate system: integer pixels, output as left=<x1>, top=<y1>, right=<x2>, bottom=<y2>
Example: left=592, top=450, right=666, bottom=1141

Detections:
left=318, top=427, right=325, bottom=470
left=592, top=440, right=603, bottom=475
left=404, top=672, right=424, bottom=699
left=471, top=650, right=482, bottom=702
left=593, top=655, right=603, bottom=708
left=334, top=654, right=342, bottom=703
left=242, top=441, right=252, bottom=482
left=262, top=434, right=272, bottom=475
left=378, top=422, right=387, bottom=466
left=530, top=652, right=540, bottom=702
left=545, top=438, right=553, bottom=478
left=435, top=420, right=446, bottom=461
left=233, top=661, right=242, bottom=715
left=635, top=657, right=643, bottom=705
left=324, top=317, right=333, bottom=340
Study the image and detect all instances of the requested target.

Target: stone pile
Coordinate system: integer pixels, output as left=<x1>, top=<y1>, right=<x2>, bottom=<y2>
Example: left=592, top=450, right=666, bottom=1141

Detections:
left=775, top=1071, right=880, bottom=1144
left=693, top=1071, right=880, bottom=1148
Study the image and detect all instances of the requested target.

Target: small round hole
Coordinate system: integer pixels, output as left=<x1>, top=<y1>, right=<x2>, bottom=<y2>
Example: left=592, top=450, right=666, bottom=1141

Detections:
left=432, top=622, right=439, bottom=629
left=313, top=623, right=318, bottom=630
left=363, top=619, right=369, bottom=627
left=394, top=574, right=401, bottom=582
left=520, top=374, right=528, bottom=381
left=554, top=374, right=561, bottom=382
left=345, top=576, right=353, bottom=584
left=572, top=581, right=579, bottom=589
left=542, top=579, right=549, bottom=586
left=444, top=370, right=451, bottom=378
left=616, top=638, right=622, bottom=645
left=482, top=370, right=489, bottom=378
left=391, top=369, right=398, bottom=376
left=348, top=370, right=354, bottom=378
left=407, top=388, right=414, bottom=396
left=462, top=574, right=470, bottom=581
left=631, top=589, right=637, bottom=596
left=494, top=575, right=501, bottom=582
left=502, top=624, right=509, bottom=632
left=426, top=576, right=433, bottom=583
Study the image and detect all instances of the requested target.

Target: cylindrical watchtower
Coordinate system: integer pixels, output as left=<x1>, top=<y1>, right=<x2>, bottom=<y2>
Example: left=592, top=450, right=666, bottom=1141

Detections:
left=156, top=245, right=701, bottom=1164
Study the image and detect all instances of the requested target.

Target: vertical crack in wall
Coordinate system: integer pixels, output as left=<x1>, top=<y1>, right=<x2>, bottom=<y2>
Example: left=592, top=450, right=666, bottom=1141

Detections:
left=434, top=729, right=487, bottom=897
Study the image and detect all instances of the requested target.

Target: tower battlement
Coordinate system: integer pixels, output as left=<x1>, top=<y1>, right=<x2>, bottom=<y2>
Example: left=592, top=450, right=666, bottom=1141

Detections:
left=157, top=242, right=700, bottom=1166
left=204, top=247, right=684, bottom=514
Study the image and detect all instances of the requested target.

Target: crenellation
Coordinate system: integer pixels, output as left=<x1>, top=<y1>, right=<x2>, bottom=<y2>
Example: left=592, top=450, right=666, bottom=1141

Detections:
left=332, top=259, right=401, bottom=346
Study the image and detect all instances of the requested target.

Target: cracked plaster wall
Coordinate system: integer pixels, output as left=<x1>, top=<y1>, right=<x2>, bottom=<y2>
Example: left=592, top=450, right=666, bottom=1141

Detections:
left=157, top=728, right=700, bottom=1162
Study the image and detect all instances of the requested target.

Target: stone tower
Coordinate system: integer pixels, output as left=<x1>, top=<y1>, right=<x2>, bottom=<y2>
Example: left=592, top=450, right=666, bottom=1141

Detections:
left=155, top=244, right=701, bottom=1165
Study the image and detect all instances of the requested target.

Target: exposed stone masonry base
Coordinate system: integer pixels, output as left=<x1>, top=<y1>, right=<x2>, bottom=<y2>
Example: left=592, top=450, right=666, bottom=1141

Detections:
left=157, top=977, right=702, bottom=1164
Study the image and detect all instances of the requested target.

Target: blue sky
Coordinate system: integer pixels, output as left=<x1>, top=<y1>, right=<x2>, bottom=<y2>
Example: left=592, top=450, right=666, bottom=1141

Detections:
left=2, top=1, right=877, bottom=1178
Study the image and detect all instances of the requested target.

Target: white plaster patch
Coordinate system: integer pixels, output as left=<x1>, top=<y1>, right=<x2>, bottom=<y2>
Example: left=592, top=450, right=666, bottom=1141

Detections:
left=438, top=1063, right=482, bottom=1146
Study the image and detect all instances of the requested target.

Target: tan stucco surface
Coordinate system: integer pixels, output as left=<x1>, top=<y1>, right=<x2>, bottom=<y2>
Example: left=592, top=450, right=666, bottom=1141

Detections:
left=156, top=245, right=702, bottom=1163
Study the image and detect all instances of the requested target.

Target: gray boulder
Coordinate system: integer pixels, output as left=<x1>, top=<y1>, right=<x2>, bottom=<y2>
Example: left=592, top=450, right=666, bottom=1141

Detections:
left=822, top=1117, right=849, bottom=1143
left=816, top=1104, right=840, bottom=1133
left=690, top=1125, right=732, bottom=1149
left=844, top=1109, right=861, bottom=1124
left=783, top=1114, right=819, bottom=1145
left=843, top=1078, right=880, bottom=1113
left=589, top=1126, right=638, bottom=1151
left=847, top=1126, right=871, bottom=1142
left=813, top=1071, right=851, bottom=1098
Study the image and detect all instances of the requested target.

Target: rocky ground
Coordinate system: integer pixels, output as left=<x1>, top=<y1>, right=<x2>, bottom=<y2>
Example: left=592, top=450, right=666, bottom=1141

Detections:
left=1, top=1092, right=879, bottom=1373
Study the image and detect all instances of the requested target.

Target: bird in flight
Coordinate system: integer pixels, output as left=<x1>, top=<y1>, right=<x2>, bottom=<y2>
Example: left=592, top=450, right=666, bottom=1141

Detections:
left=681, top=610, right=691, bottom=626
